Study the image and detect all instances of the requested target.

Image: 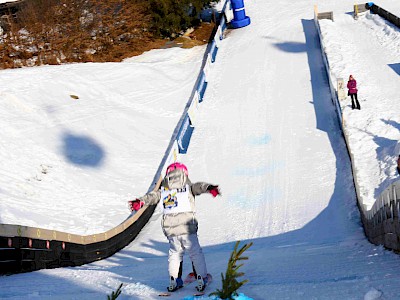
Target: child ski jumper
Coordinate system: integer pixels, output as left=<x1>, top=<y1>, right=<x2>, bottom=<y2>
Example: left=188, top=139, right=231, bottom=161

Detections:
left=129, top=162, right=220, bottom=292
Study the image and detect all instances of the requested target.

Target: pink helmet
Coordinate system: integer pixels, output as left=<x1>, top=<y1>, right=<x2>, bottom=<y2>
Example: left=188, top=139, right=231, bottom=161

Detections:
left=166, top=162, right=188, bottom=176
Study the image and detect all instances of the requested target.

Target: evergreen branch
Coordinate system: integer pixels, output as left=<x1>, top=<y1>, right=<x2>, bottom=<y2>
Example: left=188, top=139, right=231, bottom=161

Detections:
left=210, top=241, right=253, bottom=300
left=107, top=283, right=123, bottom=300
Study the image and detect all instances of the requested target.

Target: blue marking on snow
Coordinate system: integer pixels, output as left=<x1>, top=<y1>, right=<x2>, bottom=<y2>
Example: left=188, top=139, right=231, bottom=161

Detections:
left=233, top=162, right=283, bottom=177
left=248, top=133, right=271, bottom=145
left=231, top=192, right=260, bottom=208
left=231, top=187, right=282, bottom=208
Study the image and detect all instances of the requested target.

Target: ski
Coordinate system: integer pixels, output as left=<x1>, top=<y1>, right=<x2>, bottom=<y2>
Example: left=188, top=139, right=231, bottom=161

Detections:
left=157, top=273, right=212, bottom=297
left=193, top=292, right=205, bottom=297
left=158, top=290, right=206, bottom=297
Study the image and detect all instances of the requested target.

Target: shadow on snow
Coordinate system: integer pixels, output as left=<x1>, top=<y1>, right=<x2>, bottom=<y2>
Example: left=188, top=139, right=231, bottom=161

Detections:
left=388, top=63, right=400, bottom=76
left=62, top=131, right=105, bottom=167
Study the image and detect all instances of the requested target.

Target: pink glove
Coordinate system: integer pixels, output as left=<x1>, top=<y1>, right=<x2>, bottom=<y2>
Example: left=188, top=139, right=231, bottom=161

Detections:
left=207, top=185, right=220, bottom=197
left=129, top=199, right=144, bottom=211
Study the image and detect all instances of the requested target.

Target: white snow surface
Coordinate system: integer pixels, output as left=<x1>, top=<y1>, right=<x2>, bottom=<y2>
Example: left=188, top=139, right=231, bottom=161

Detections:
left=1, top=0, right=400, bottom=299
left=0, top=46, right=206, bottom=234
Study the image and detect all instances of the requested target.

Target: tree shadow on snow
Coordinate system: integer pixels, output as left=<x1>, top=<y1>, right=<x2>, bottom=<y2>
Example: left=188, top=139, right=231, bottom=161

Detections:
left=62, top=131, right=105, bottom=167
left=381, top=118, right=400, bottom=132
left=340, top=118, right=399, bottom=197
left=273, top=41, right=307, bottom=53
left=262, top=35, right=307, bottom=53
left=372, top=134, right=399, bottom=197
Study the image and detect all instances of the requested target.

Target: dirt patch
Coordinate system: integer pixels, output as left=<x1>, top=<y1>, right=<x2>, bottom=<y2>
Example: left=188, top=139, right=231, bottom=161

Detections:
left=0, top=14, right=215, bottom=69
left=160, top=22, right=215, bottom=49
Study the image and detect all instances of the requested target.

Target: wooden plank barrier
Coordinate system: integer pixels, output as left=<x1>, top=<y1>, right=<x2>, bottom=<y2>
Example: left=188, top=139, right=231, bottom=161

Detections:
left=314, top=5, right=334, bottom=22
left=0, top=176, right=163, bottom=274
left=354, top=4, right=369, bottom=19
left=318, top=11, right=334, bottom=22
left=368, top=3, right=400, bottom=28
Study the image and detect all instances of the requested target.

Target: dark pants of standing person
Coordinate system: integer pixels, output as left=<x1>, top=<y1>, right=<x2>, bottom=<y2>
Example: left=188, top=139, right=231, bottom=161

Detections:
left=350, top=93, right=360, bottom=110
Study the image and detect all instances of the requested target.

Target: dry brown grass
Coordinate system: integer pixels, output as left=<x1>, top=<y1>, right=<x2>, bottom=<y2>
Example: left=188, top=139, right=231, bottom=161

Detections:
left=0, top=0, right=215, bottom=69
left=165, top=22, right=215, bottom=49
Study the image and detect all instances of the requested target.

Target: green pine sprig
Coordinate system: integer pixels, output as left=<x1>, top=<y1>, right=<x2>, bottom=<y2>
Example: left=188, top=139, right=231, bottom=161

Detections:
left=107, top=283, right=123, bottom=300
left=210, top=241, right=253, bottom=300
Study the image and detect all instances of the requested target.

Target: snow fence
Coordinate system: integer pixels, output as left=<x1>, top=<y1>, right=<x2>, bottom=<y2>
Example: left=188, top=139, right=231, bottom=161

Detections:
left=314, top=4, right=400, bottom=252
left=0, top=1, right=237, bottom=275
left=367, top=2, right=400, bottom=28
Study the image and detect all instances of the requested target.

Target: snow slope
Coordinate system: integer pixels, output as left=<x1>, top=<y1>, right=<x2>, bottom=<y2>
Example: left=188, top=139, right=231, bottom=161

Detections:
left=1, top=0, right=400, bottom=299
left=0, top=47, right=206, bottom=234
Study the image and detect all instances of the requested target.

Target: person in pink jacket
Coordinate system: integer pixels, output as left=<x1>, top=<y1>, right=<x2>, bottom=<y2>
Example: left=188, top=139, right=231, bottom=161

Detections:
left=347, top=75, right=361, bottom=110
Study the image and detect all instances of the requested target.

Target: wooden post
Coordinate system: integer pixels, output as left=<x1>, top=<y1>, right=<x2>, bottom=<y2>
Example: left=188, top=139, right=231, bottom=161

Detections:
left=355, top=4, right=359, bottom=19
left=314, top=5, right=318, bottom=20
left=337, top=78, right=346, bottom=101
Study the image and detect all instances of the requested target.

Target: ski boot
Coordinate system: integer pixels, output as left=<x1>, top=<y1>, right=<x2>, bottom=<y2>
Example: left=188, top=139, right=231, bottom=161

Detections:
left=196, top=274, right=208, bottom=292
left=167, top=276, right=183, bottom=292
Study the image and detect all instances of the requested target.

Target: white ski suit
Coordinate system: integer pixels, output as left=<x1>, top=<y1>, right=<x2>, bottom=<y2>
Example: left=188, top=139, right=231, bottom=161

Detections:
left=137, top=168, right=213, bottom=279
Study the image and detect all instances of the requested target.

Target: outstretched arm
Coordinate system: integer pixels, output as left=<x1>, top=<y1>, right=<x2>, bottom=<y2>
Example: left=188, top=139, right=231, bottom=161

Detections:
left=138, top=190, right=161, bottom=205
left=129, top=190, right=161, bottom=211
left=191, top=182, right=220, bottom=197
